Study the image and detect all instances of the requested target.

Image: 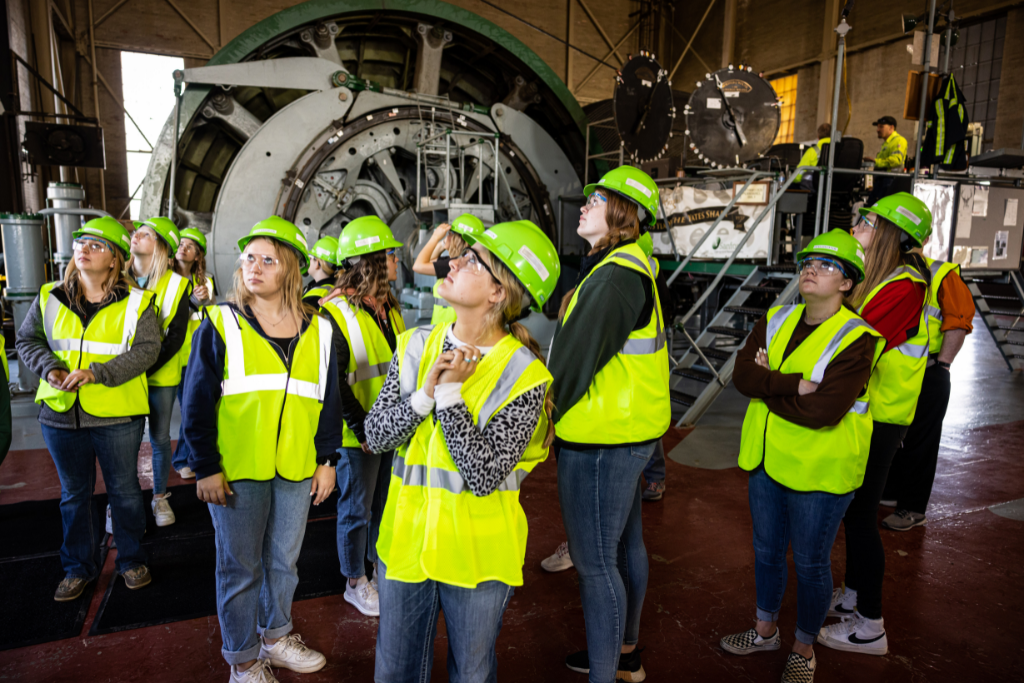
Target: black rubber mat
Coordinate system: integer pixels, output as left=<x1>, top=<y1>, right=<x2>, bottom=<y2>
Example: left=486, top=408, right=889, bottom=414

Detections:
left=0, top=495, right=107, bottom=560
left=90, top=517, right=345, bottom=635
left=0, top=552, right=103, bottom=650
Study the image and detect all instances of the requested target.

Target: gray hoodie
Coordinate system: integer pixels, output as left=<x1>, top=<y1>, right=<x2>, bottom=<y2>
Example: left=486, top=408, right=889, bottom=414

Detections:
left=16, top=284, right=161, bottom=429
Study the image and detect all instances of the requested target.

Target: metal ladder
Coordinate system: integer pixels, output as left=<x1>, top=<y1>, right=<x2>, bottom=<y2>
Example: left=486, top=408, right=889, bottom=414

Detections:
left=670, top=264, right=800, bottom=426
left=966, top=270, right=1024, bottom=371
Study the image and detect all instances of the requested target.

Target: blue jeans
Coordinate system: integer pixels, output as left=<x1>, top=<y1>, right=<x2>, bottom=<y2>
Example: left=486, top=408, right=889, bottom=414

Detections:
left=375, top=560, right=514, bottom=683
left=171, top=380, right=190, bottom=472
left=147, top=385, right=177, bottom=495
left=208, top=476, right=313, bottom=666
left=748, top=467, right=854, bottom=645
left=558, top=443, right=654, bottom=683
left=642, top=439, right=666, bottom=484
left=336, top=447, right=393, bottom=578
left=41, top=419, right=148, bottom=577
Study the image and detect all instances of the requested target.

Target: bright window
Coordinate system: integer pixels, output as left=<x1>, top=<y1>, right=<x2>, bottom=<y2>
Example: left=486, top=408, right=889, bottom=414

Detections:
left=771, top=75, right=798, bottom=144
left=121, top=51, right=185, bottom=220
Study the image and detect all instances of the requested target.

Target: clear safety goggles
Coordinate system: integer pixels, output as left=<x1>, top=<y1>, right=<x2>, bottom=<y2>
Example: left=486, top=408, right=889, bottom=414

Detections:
left=237, top=253, right=281, bottom=272
left=584, top=192, right=608, bottom=210
left=798, top=257, right=848, bottom=277
left=73, top=237, right=110, bottom=253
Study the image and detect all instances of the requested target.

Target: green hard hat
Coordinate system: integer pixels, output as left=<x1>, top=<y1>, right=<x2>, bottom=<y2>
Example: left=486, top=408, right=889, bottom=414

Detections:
left=472, top=220, right=560, bottom=312
left=179, top=227, right=207, bottom=253
left=311, top=236, right=341, bottom=266
left=449, top=213, right=486, bottom=240
left=583, top=165, right=659, bottom=226
left=74, top=216, right=133, bottom=257
left=337, top=216, right=403, bottom=261
left=140, top=216, right=181, bottom=252
left=797, top=229, right=867, bottom=283
left=858, top=192, right=932, bottom=247
left=131, top=220, right=145, bottom=231
left=238, top=216, right=310, bottom=272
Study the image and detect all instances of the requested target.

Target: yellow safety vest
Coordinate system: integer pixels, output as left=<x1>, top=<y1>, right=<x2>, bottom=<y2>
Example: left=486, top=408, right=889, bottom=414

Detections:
left=376, top=323, right=552, bottom=588
left=431, top=279, right=456, bottom=325
left=858, top=265, right=929, bottom=425
left=739, top=304, right=883, bottom=494
left=147, top=270, right=190, bottom=387
left=207, top=305, right=333, bottom=482
left=303, top=284, right=331, bottom=304
left=34, top=282, right=155, bottom=417
left=1, top=333, right=8, bottom=382
left=320, top=296, right=406, bottom=447
left=179, top=273, right=215, bottom=372
left=923, top=257, right=959, bottom=355
left=555, top=242, right=670, bottom=444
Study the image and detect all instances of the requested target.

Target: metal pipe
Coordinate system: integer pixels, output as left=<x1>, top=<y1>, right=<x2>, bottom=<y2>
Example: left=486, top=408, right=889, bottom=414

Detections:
left=87, top=0, right=106, bottom=211
left=821, top=18, right=850, bottom=232
left=913, top=0, right=939, bottom=188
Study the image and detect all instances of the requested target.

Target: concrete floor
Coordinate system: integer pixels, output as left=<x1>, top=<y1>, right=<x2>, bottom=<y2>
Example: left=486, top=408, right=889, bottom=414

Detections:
left=0, top=315, right=1022, bottom=682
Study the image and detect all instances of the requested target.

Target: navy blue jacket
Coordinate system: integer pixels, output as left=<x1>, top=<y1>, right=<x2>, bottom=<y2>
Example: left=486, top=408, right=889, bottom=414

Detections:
left=182, top=302, right=343, bottom=480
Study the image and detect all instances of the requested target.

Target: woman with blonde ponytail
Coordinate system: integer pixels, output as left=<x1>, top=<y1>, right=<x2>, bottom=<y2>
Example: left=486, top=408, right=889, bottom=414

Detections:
left=548, top=166, right=670, bottom=683
left=364, top=219, right=560, bottom=682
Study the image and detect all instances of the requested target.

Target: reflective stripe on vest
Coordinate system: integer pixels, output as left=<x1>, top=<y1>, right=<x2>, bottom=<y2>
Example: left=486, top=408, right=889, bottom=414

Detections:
left=158, top=271, right=187, bottom=332
left=400, top=325, right=435, bottom=400
left=391, top=453, right=530, bottom=493
left=219, top=309, right=331, bottom=401
left=44, top=287, right=145, bottom=356
left=924, top=258, right=959, bottom=355
left=325, top=299, right=393, bottom=385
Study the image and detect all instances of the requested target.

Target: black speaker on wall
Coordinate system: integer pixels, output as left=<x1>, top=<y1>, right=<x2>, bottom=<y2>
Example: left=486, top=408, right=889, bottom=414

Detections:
left=22, top=122, right=105, bottom=168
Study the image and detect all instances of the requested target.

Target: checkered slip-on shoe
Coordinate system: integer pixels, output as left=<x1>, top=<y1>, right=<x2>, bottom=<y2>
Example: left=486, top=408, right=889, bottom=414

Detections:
left=720, top=627, right=781, bottom=655
left=781, top=651, right=815, bottom=683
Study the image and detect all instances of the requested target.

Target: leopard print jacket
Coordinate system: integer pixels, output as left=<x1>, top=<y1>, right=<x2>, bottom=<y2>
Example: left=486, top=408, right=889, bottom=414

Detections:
left=364, top=337, right=546, bottom=497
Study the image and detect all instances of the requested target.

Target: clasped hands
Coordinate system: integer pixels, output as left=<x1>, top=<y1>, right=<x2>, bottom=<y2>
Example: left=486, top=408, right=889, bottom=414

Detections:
left=47, top=368, right=95, bottom=392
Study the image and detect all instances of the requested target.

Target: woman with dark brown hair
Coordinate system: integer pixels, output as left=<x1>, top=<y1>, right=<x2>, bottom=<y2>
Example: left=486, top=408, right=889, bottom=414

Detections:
left=548, top=166, right=670, bottom=683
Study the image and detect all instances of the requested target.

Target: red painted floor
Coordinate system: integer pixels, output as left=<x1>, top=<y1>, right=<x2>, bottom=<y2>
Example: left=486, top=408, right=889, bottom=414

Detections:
left=1, top=423, right=1022, bottom=682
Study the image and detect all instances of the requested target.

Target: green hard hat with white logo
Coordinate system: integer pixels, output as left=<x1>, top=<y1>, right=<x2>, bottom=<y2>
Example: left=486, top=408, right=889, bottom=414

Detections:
left=310, top=236, right=341, bottom=266
left=583, top=165, right=659, bottom=226
left=74, top=216, right=132, bottom=257
left=449, top=213, right=486, bottom=240
left=337, top=216, right=403, bottom=261
left=179, top=227, right=207, bottom=253
left=140, top=216, right=181, bottom=252
left=797, top=229, right=867, bottom=283
left=471, top=220, right=560, bottom=312
left=858, top=192, right=932, bottom=247
left=238, top=216, right=310, bottom=272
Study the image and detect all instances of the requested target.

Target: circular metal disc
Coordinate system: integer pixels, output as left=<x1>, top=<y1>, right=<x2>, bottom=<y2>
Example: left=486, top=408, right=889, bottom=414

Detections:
left=614, top=55, right=675, bottom=162
left=685, top=68, right=780, bottom=166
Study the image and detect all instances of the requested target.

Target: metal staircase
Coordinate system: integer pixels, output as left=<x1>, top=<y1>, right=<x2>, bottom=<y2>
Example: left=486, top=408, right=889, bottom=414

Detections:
left=670, top=264, right=800, bottom=426
left=966, top=270, right=1024, bottom=371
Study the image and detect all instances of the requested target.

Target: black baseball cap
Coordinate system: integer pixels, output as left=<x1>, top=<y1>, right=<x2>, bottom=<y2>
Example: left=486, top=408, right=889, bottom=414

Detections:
left=872, top=116, right=897, bottom=127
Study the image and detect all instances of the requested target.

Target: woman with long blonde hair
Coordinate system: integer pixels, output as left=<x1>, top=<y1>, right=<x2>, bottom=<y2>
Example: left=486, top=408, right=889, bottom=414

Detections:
left=182, top=217, right=342, bottom=683
left=820, top=193, right=932, bottom=657
left=16, top=217, right=161, bottom=601
left=317, top=216, right=405, bottom=617
left=364, top=220, right=559, bottom=682
left=547, top=166, right=669, bottom=683
left=128, top=217, right=191, bottom=527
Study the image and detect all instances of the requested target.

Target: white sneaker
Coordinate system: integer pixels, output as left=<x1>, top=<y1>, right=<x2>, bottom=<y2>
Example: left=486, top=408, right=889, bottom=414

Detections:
left=370, top=565, right=379, bottom=593
left=151, top=493, right=176, bottom=527
left=177, top=466, right=196, bottom=479
left=826, top=585, right=857, bottom=618
left=817, top=613, right=888, bottom=655
left=105, top=505, right=113, bottom=535
left=541, top=541, right=574, bottom=572
left=344, top=575, right=380, bottom=616
left=879, top=499, right=897, bottom=508
left=230, top=659, right=279, bottom=683
left=259, top=633, right=326, bottom=673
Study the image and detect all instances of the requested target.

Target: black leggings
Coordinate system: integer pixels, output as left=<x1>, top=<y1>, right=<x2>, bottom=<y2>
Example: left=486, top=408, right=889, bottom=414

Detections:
left=842, top=421, right=908, bottom=620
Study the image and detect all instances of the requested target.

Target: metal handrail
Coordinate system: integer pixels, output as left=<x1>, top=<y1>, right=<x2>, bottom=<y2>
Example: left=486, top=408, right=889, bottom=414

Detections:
left=673, top=165, right=813, bottom=329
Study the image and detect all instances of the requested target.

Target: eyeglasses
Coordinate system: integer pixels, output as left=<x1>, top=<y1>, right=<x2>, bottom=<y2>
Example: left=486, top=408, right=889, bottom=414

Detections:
left=73, top=238, right=109, bottom=253
left=584, top=193, right=607, bottom=210
left=237, top=253, right=280, bottom=272
left=798, top=257, right=848, bottom=277
left=385, top=249, right=397, bottom=258
left=452, top=249, right=497, bottom=280
left=857, top=215, right=876, bottom=230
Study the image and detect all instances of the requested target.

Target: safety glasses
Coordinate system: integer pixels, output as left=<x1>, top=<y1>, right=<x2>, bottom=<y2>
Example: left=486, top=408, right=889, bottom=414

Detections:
left=584, top=192, right=607, bottom=210
left=798, top=257, right=848, bottom=278
left=451, top=248, right=497, bottom=281
left=73, top=237, right=110, bottom=254
left=237, top=253, right=281, bottom=272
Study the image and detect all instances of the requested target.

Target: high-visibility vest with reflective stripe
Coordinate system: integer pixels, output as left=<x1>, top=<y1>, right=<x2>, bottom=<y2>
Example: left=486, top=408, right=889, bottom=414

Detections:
left=555, top=242, right=670, bottom=444
left=147, top=270, right=190, bottom=387
left=303, top=284, right=331, bottom=303
left=739, top=305, right=883, bottom=494
left=923, top=257, right=959, bottom=355
left=1, top=333, right=7, bottom=381
left=320, top=296, right=406, bottom=448
left=34, top=281, right=155, bottom=416
left=376, top=323, right=553, bottom=588
left=207, top=304, right=333, bottom=482
left=179, top=274, right=214, bottom=372
left=431, top=279, right=456, bottom=325
left=857, top=265, right=929, bottom=425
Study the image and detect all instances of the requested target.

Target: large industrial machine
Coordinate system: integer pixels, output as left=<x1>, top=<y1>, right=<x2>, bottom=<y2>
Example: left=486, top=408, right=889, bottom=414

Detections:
left=139, top=0, right=588, bottom=303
